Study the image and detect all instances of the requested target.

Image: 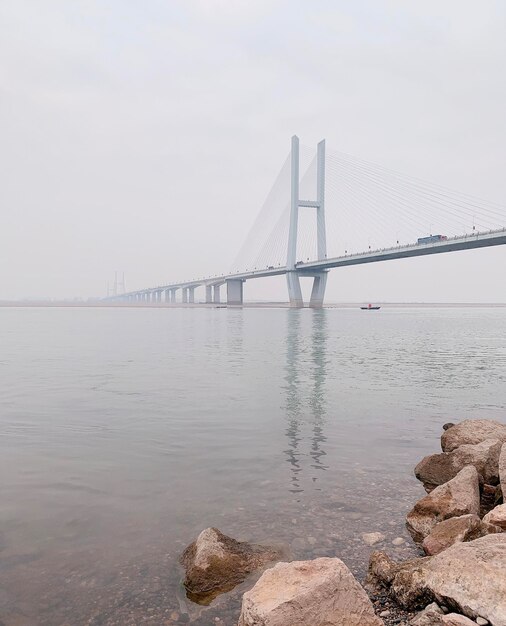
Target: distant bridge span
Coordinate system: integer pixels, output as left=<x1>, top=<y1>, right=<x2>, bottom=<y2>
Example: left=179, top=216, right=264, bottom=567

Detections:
left=107, top=137, right=506, bottom=307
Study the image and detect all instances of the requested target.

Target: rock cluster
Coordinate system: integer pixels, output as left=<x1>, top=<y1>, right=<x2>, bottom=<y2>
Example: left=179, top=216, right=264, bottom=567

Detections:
left=368, top=419, right=506, bottom=626
left=180, top=419, right=506, bottom=626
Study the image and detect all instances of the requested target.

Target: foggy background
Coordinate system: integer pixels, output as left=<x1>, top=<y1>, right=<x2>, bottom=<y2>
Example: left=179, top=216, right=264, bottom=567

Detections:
left=1, top=0, right=505, bottom=303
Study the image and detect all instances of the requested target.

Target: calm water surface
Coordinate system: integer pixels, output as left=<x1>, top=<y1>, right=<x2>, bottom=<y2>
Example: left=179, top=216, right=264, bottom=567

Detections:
left=0, top=306, right=505, bottom=625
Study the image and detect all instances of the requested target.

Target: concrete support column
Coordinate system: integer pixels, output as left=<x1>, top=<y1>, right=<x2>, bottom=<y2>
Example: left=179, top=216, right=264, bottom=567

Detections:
left=170, top=289, right=177, bottom=303
left=188, top=287, right=195, bottom=304
left=213, top=284, right=221, bottom=303
left=182, top=288, right=188, bottom=304
left=226, top=279, right=244, bottom=305
left=156, top=291, right=162, bottom=303
left=205, top=285, right=213, bottom=304
left=286, top=272, right=303, bottom=308
left=164, top=289, right=170, bottom=303
left=309, top=272, right=328, bottom=308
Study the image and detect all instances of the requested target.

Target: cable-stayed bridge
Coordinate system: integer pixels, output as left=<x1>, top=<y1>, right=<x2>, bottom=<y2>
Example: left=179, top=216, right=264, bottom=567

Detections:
left=108, top=136, right=506, bottom=307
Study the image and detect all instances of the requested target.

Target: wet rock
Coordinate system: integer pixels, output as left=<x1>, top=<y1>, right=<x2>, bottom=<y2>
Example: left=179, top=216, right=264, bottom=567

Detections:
left=362, top=532, right=386, bottom=546
left=180, top=528, right=282, bottom=604
left=415, top=440, right=502, bottom=492
left=483, top=503, right=506, bottom=531
left=238, top=557, right=383, bottom=626
left=441, top=419, right=506, bottom=453
left=421, top=514, right=489, bottom=556
left=406, top=466, right=480, bottom=544
left=367, top=534, right=506, bottom=625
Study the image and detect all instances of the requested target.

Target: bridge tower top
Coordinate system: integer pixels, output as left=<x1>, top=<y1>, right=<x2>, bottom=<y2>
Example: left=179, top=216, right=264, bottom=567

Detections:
left=287, top=135, right=327, bottom=269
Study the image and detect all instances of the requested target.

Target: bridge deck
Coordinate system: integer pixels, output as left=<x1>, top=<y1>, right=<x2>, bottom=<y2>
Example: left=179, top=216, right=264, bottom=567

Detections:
left=116, top=229, right=506, bottom=298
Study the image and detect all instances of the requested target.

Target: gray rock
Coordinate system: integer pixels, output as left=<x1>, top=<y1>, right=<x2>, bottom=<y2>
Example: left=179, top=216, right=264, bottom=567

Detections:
left=238, top=557, right=383, bottom=626
left=180, top=527, right=282, bottom=604
left=362, top=532, right=386, bottom=546
left=442, top=615, right=479, bottom=626
left=415, top=440, right=502, bottom=492
left=421, top=514, right=489, bottom=556
left=409, top=602, right=444, bottom=625
left=441, top=419, right=506, bottom=453
left=406, top=466, right=480, bottom=544
left=483, top=503, right=506, bottom=531
left=368, top=534, right=506, bottom=625
left=500, top=443, right=506, bottom=501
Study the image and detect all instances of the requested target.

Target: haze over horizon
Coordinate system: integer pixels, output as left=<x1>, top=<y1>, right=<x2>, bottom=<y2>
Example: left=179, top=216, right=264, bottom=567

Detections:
left=1, top=1, right=506, bottom=303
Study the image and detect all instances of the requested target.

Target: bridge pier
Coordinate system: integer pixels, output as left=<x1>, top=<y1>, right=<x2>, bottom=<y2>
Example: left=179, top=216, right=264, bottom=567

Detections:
left=188, top=287, right=195, bottom=304
left=164, top=289, right=170, bottom=303
left=286, top=272, right=303, bottom=308
left=309, top=272, right=328, bottom=308
left=170, top=289, right=177, bottom=303
left=205, top=285, right=213, bottom=304
left=226, top=279, right=244, bottom=305
left=182, top=288, right=188, bottom=304
left=213, top=285, right=221, bottom=304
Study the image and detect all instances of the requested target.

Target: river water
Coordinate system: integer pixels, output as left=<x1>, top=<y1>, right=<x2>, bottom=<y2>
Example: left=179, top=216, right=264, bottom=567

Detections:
left=0, top=306, right=505, bottom=625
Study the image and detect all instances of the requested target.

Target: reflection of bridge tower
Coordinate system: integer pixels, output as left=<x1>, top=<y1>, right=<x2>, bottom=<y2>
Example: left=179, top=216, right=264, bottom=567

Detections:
left=308, top=310, right=328, bottom=473
left=287, top=136, right=328, bottom=308
left=284, top=310, right=304, bottom=494
left=284, top=309, right=328, bottom=494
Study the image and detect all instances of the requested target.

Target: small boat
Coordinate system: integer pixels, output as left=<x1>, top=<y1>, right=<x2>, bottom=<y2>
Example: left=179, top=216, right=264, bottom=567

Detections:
left=360, top=303, right=381, bottom=310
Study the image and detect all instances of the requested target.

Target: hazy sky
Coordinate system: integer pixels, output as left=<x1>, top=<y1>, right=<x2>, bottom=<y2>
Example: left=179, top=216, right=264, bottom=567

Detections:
left=1, top=0, right=505, bottom=302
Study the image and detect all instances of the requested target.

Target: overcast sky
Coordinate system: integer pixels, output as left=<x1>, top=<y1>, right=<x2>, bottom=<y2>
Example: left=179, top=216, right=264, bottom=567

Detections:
left=1, top=0, right=505, bottom=302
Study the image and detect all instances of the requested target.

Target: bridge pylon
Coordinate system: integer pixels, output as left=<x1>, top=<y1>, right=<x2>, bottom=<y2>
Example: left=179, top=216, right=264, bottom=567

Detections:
left=286, top=136, right=328, bottom=308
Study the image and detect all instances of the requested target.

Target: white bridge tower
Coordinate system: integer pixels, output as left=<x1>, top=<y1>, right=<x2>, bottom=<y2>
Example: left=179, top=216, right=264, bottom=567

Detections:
left=286, top=135, right=328, bottom=307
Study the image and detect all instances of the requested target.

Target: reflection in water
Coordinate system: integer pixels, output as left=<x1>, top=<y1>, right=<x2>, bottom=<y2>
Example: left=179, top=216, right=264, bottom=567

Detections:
left=309, top=310, right=328, bottom=474
left=284, top=309, right=328, bottom=494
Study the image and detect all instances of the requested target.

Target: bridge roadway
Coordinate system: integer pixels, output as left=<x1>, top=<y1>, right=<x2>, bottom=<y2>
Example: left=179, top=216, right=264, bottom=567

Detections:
left=112, top=228, right=506, bottom=306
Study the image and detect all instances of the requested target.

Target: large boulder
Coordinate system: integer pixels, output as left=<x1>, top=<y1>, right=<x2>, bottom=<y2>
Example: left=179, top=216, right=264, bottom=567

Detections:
left=421, top=514, right=489, bottom=556
left=483, top=504, right=506, bottom=531
left=180, top=528, right=282, bottom=604
left=406, top=466, right=480, bottom=543
left=441, top=419, right=506, bottom=453
left=238, top=557, right=383, bottom=626
left=415, top=439, right=502, bottom=491
left=368, top=534, right=506, bottom=625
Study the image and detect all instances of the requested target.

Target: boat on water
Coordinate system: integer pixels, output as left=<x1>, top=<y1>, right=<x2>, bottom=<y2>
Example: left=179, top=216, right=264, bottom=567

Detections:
left=360, top=303, right=381, bottom=310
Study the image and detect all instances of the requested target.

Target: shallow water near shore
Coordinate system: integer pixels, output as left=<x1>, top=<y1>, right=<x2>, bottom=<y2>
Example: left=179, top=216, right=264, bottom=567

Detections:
left=1, top=306, right=505, bottom=625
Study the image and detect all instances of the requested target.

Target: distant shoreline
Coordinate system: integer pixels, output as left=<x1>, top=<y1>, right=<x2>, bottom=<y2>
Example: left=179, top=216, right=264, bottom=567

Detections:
left=1, top=301, right=506, bottom=309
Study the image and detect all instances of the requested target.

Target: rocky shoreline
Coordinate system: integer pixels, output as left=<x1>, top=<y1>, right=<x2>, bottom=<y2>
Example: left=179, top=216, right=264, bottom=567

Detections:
left=180, top=418, right=506, bottom=625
